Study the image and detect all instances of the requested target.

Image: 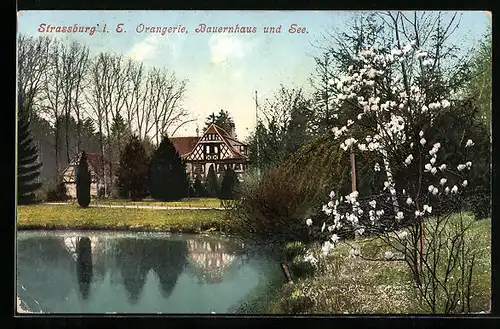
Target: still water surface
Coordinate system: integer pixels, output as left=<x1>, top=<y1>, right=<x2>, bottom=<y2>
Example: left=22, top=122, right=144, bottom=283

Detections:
left=16, top=230, right=280, bottom=313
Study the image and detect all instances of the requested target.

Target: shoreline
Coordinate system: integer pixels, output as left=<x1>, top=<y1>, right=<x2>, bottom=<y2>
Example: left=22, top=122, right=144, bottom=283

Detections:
left=16, top=224, right=225, bottom=234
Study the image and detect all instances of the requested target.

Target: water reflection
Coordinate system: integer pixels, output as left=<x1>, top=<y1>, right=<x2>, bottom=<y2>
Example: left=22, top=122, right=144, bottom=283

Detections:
left=16, top=231, right=277, bottom=313
left=186, top=238, right=241, bottom=284
left=76, top=237, right=93, bottom=300
left=114, top=238, right=189, bottom=302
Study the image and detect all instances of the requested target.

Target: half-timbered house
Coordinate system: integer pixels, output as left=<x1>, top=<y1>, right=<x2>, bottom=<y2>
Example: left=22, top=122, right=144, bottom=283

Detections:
left=61, top=152, right=115, bottom=199
left=170, top=123, right=250, bottom=180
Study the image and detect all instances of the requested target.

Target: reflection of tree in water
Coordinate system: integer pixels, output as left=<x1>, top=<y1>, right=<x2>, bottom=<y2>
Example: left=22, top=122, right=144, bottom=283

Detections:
left=17, top=237, right=76, bottom=312
left=76, top=237, right=93, bottom=300
left=114, top=238, right=150, bottom=304
left=145, top=239, right=189, bottom=299
left=185, top=238, right=244, bottom=284
left=114, top=238, right=189, bottom=302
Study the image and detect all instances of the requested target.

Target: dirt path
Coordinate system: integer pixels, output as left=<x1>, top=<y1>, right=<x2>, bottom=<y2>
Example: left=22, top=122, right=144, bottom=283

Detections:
left=43, top=202, right=225, bottom=211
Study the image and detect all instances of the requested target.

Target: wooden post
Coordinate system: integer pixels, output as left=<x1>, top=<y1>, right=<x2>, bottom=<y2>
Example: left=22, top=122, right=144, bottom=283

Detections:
left=280, top=262, right=293, bottom=283
left=419, top=220, right=425, bottom=273
left=350, top=149, right=357, bottom=192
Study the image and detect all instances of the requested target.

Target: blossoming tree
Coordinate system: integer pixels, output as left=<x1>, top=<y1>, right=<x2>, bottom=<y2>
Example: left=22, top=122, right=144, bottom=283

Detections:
left=306, top=12, right=487, bottom=313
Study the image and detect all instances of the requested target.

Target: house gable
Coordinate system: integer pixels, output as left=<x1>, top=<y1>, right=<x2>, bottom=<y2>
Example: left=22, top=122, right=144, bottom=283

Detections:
left=185, top=124, right=249, bottom=162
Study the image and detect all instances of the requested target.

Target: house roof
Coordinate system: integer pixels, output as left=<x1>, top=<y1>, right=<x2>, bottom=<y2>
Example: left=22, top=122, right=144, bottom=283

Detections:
left=170, top=137, right=201, bottom=157
left=66, top=151, right=114, bottom=179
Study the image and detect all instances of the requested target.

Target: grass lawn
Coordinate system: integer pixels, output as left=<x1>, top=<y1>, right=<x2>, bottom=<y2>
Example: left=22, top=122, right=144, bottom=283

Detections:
left=17, top=204, right=229, bottom=233
left=70, top=197, right=223, bottom=208
left=265, top=213, right=491, bottom=314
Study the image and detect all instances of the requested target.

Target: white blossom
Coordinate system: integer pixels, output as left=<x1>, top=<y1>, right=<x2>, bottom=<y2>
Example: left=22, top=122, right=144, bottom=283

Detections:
left=306, top=218, right=313, bottom=226
left=451, top=185, right=459, bottom=194
left=424, top=163, right=432, bottom=172
left=444, top=186, right=450, bottom=194
left=423, top=58, right=433, bottom=67
left=439, top=164, right=447, bottom=171
left=462, top=180, right=468, bottom=187
left=466, top=161, right=472, bottom=169
left=432, top=187, right=439, bottom=195
left=356, top=227, right=365, bottom=236
left=420, top=138, right=426, bottom=146
left=358, top=143, right=368, bottom=151
left=441, top=100, right=451, bottom=108
left=404, top=154, right=414, bottom=165
left=440, top=178, right=447, bottom=186
left=419, top=130, right=424, bottom=137
left=428, top=185, right=435, bottom=193
left=430, top=157, right=436, bottom=165
left=304, top=252, right=318, bottom=266
left=330, top=191, right=336, bottom=199
left=395, top=212, right=404, bottom=220
left=416, top=51, right=427, bottom=59
left=397, top=231, right=408, bottom=239
left=374, top=163, right=381, bottom=172
left=369, top=200, right=377, bottom=208
left=431, top=167, right=438, bottom=175
left=466, top=139, right=475, bottom=147
left=457, top=164, right=466, bottom=171
left=406, top=197, right=413, bottom=205
left=423, top=204, right=432, bottom=213
left=321, top=222, right=326, bottom=232
left=349, top=248, right=360, bottom=258
left=322, top=241, right=333, bottom=256
left=331, top=234, right=340, bottom=243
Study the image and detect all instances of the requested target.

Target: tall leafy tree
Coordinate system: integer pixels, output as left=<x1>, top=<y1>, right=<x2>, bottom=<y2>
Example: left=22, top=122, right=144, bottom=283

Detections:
left=149, top=135, right=189, bottom=201
left=17, top=108, right=42, bottom=204
left=76, top=151, right=91, bottom=208
left=204, top=109, right=236, bottom=135
left=116, top=135, right=150, bottom=201
left=205, top=164, right=219, bottom=198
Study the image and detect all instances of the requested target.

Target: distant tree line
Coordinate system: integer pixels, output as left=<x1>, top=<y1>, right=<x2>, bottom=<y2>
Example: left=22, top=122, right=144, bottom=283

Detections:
left=17, top=34, right=193, bottom=200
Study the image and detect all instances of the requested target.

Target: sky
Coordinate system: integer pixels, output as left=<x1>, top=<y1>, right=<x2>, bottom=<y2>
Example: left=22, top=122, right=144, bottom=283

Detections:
left=17, top=10, right=491, bottom=141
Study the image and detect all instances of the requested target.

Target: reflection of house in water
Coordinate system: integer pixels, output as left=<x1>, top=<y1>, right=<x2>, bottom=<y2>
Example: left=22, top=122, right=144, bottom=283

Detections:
left=186, top=239, right=244, bottom=284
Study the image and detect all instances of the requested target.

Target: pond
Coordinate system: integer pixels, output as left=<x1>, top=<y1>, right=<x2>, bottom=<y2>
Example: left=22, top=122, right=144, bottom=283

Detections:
left=16, top=230, right=283, bottom=314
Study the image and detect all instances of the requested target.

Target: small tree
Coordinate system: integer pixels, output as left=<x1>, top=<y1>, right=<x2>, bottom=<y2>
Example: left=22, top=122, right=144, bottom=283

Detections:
left=193, top=174, right=206, bottom=197
left=117, top=135, right=149, bottom=201
left=219, top=167, right=239, bottom=200
left=149, top=135, right=189, bottom=201
left=17, top=109, right=42, bottom=205
left=76, top=151, right=91, bottom=208
left=205, top=164, right=219, bottom=198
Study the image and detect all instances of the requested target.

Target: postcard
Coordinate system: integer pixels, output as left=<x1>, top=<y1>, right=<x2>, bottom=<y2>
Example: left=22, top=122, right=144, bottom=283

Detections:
left=16, top=10, right=492, bottom=315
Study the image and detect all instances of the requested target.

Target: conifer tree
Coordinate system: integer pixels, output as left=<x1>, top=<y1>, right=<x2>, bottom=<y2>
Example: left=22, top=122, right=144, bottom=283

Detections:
left=149, top=135, right=189, bottom=201
left=205, top=164, right=219, bottom=198
left=219, top=167, right=239, bottom=200
left=194, top=174, right=206, bottom=197
left=76, top=151, right=91, bottom=207
left=116, top=135, right=150, bottom=201
left=17, top=109, right=42, bottom=204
